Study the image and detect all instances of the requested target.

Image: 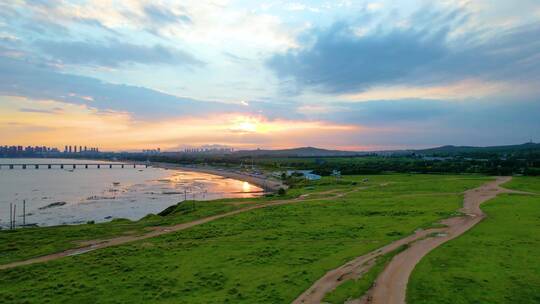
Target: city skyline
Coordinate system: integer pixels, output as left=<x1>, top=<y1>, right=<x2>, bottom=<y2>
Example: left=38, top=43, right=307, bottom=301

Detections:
left=0, top=144, right=100, bottom=154
left=1, top=1, right=539, bottom=151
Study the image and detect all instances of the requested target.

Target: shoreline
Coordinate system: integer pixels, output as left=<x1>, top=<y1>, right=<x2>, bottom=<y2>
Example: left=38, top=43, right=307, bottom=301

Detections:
left=0, top=159, right=282, bottom=229
left=149, top=162, right=285, bottom=192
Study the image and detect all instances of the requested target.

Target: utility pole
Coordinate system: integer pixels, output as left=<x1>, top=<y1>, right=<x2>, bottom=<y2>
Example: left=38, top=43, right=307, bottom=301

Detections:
left=9, top=203, right=12, bottom=230
left=12, top=204, right=16, bottom=229
left=23, top=200, right=26, bottom=226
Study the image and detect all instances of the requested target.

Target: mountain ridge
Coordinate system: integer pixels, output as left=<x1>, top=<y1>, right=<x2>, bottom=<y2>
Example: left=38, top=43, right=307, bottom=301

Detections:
left=233, top=142, right=540, bottom=157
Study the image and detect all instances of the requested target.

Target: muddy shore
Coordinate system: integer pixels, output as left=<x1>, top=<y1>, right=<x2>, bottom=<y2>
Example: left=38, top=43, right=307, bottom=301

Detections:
left=149, top=162, right=286, bottom=191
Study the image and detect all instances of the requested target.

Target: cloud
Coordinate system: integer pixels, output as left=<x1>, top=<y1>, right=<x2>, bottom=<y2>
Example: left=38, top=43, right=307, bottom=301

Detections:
left=143, top=4, right=192, bottom=25
left=4, top=1, right=295, bottom=51
left=19, top=107, right=63, bottom=114
left=34, top=39, right=203, bottom=68
left=0, top=55, right=302, bottom=121
left=0, top=56, right=225, bottom=118
left=267, top=7, right=540, bottom=94
left=1, top=97, right=358, bottom=151
left=306, top=97, right=540, bottom=147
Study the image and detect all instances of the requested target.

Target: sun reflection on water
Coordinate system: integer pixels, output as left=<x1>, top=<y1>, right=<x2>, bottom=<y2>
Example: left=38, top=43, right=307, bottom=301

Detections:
left=242, top=181, right=251, bottom=192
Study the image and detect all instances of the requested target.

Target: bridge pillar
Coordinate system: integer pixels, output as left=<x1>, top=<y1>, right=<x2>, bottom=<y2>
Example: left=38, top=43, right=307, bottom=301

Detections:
left=35, top=164, right=39, bottom=169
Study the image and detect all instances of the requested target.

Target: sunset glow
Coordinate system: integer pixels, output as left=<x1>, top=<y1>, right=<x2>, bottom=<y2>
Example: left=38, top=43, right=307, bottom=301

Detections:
left=1, top=1, right=539, bottom=150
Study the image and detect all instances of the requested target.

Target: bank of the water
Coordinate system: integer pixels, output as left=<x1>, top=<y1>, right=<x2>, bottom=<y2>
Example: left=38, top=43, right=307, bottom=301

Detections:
left=150, top=162, right=286, bottom=191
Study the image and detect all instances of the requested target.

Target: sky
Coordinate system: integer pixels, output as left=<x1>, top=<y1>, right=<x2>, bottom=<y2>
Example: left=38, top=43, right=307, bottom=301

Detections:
left=1, top=0, right=539, bottom=151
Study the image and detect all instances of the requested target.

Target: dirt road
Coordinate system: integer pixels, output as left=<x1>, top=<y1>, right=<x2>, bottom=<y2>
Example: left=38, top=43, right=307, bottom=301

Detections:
left=361, top=176, right=515, bottom=304
left=294, top=177, right=518, bottom=304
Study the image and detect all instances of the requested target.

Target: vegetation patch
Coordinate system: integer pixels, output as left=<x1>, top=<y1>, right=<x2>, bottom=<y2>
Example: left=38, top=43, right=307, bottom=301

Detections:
left=0, top=175, right=491, bottom=303
left=407, top=188, right=540, bottom=304
left=323, top=244, right=409, bottom=304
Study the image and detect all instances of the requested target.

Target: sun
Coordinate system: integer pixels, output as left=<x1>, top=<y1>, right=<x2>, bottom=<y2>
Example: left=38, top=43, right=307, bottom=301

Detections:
left=230, top=117, right=259, bottom=133
left=236, top=121, right=257, bottom=132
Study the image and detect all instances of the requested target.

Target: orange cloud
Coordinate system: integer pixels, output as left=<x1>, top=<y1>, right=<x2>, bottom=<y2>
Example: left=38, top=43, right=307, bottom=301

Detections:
left=0, top=96, right=361, bottom=151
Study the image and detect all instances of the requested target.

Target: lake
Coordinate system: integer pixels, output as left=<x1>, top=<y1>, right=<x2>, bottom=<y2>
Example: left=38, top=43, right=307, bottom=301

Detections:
left=0, top=158, right=262, bottom=228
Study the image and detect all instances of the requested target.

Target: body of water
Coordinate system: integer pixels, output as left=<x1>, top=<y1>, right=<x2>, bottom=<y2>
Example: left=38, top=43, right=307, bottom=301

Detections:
left=0, top=158, right=262, bottom=228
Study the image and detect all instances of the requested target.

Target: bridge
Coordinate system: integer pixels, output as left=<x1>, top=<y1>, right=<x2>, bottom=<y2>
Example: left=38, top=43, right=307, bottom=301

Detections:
left=0, top=163, right=150, bottom=169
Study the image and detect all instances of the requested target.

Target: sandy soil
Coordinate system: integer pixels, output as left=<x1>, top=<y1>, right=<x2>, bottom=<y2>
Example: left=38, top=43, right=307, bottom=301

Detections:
left=294, top=177, right=518, bottom=304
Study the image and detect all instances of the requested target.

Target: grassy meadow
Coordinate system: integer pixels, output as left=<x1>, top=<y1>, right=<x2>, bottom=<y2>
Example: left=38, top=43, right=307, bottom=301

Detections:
left=0, top=198, right=255, bottom=265
left=323, top=244, right=409, bottom=304
left=0, top=181, right=355, bottom=265
left=0, top=174, right=490, bottom=304
left=407, top=179, right=540, bottom=304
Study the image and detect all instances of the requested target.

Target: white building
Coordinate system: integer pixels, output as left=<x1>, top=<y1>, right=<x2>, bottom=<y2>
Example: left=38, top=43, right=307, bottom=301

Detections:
left=283, top=170, right=322, bottom=181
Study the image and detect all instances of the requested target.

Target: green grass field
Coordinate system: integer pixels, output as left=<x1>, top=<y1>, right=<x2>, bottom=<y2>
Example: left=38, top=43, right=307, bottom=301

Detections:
left=0, top=198, right=257, bottom=265
left=0, top=174, right=490, bottom=304
left=407, top=179, right=540, bottom=304
left=0, top=181, right=355, bottom=265
left=503, top=176, right=540, bottom=193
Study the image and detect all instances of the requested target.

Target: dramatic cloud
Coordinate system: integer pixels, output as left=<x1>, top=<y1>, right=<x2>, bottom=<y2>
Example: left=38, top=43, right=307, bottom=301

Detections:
left=267, top=9, right=540, bottom=94
left=2, top=1, right=540, bottom=150
left=35, top=40, right=203, bottom=67
left=0, top=97, right=357, bottom=150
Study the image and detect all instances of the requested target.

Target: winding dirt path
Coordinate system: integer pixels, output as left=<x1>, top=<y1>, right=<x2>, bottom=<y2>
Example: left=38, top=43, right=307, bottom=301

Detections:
left=294, top=176, right=519, bottom=304
left=360, top=176, right=517, bottom=304
left=0, top=186, right=368, bottom=271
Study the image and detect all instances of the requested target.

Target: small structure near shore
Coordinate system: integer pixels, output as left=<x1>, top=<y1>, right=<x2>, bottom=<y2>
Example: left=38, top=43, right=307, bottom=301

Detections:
left=281, top=170, right=322, bottom=181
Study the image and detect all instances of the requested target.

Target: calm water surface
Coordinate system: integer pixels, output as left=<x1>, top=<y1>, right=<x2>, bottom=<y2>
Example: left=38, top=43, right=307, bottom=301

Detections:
left=0, top=158, right=262, bottom=228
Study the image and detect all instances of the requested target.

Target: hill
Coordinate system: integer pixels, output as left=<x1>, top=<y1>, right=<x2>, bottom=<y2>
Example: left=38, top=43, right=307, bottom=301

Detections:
left=232, top=143, right=540, bottom=158
left=416, top=142, right=540, bottom=156
left=234, top=147, right=365, bottom=157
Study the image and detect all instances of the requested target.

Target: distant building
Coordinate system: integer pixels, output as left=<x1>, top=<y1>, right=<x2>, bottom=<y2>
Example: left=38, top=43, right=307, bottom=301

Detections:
left=284, top=170, right=322, bottom=181
left=183, top=146, right=234, bottom=154
left=0, top=145, right=61, bottom=156
left=331, top=170, right=341, bottom=178
left=142, top=148, right=161, bottom=155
